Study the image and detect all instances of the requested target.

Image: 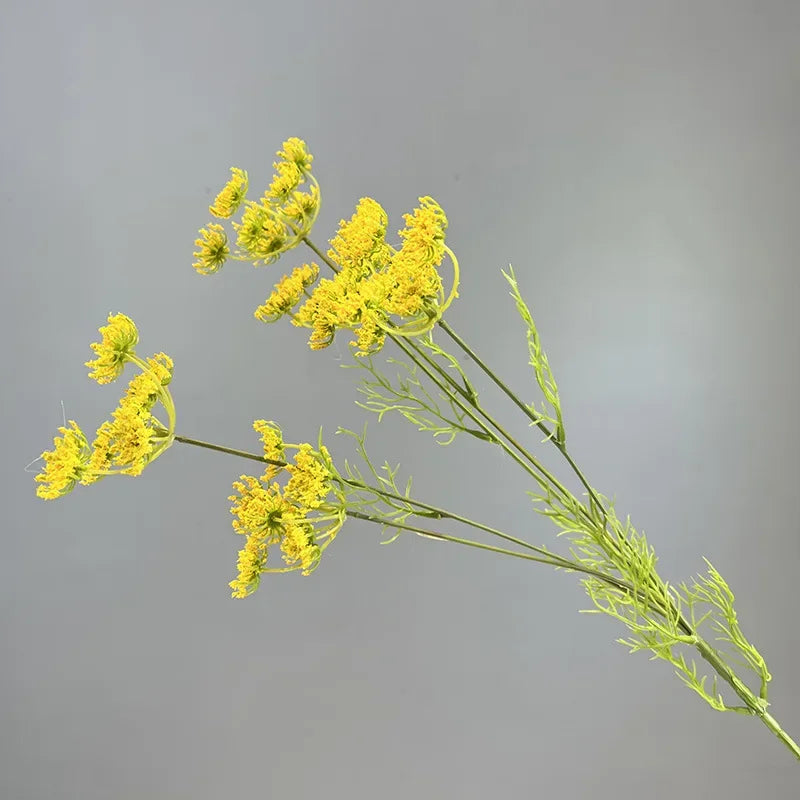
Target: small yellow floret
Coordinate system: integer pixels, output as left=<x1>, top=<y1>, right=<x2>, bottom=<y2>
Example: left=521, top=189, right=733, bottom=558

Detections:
left=35, top=421, right=93, bottom=499
left=233, top=203, right=287, bottom=264
left=193, top=223, right=230, bottom=275
left=252, top=419, right=286, bottom=480
left=229, top=534, right=269, bottom=598
left=283, top=184, right=320, bottom=222
left=285, top=443, right=331, bottom=510
left=209, top=167, right=249, bottom=219
left=85, top=313, right=139, bottom=385
left=265, top=160, right=302, bottom=204
left=328, top=197, right=390, bottom=275
left=277, top=137, right=313, bottom=172
left=254, top=263, right=319, bottom=324
left=229, top=476, right=291, bottom=539
left=280, top=519, right=321, bottom=575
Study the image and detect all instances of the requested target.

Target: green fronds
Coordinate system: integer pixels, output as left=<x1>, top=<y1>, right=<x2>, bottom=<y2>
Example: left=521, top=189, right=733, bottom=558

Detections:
left=336, top=425, right=422, bottom=543
left=530, top=480, right=771, bottom=714
left=679, top=561, right=771, bottom=703
left=343, top=349, right=491, bottom=446
left=502, top=265, right=565, bottom=445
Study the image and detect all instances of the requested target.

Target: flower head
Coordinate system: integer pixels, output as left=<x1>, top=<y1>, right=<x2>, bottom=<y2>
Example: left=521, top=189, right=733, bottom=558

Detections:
left=35, top=421, right=95, bottom=499
left=233, top=202, right=288, bottom=265
left=194, top=137, right=318, bottom=275
left=396, top=196, right=448, bottom=266
left=285, top=443, right=332, bottom=509
left=86, top=350, right=176, bottom=478
left=279, top=518, right=321, bottom=574
left=229, top=535, right=270, bottom=598
left=292, top=196, right=455, bottom=356
left=85, top=313, right=139, bottom=385
left=254, top=263, right=319, bottom=324
left=265, top=160, right=302, bottom=205
left=193, top=223, right=230, bottom=275
left=209, top=167, right=249, bottom=219
left=283, top=184, right=320, bottom=224
left=252, top=419, right=286, bottom=480
left=277, top=137, right=313, bottom=173
left=38, top=321, right=176, bottom=501
left=227, top=426, right=343, bottom=596
left=328, top=197, right=391, bottom=276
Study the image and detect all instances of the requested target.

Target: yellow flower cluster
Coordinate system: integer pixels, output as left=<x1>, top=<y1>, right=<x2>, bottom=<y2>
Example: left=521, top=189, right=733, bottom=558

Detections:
left=254, top=263, right=319, bottom=324
left=34, top=421, right=94, bottom=499
left=228, top=421, right=344, bottom=597
left=194, top=137, right=459, bottom=355
left=287, top=196, right=458, bottom=356
left=192, top=138, right=319, bottom=275
left=35, top=316, right=176, bottom=499
left=87, top=353, right=175, bottom=478
left=85, top=313, right=140, bottom=384
left=192, top=223, right=230, bottom=276
left=209, top=167, right=248, bottom=219
left=252, top=418, right=285, bottom=480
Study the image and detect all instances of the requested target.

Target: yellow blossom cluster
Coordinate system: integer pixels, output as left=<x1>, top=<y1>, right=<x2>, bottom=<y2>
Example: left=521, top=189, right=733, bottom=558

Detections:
left=253, top=263, right=319, bottom=323
left=85, top=312, right=140, bottom=384
left=227, top=421, right=344, bottom=597
left=35, top=315, right=176, bottom=499
left=209, top=167, right=248, bottom=219
left=194, top=137, right=459, bottom=354
left=286, top=195, right=457, bottom=356
left=192, top=138, right=320, bottom=275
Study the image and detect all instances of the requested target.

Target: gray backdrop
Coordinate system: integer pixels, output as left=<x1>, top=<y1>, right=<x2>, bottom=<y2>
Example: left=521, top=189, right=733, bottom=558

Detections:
left=3, top=1, right=799, bottom=797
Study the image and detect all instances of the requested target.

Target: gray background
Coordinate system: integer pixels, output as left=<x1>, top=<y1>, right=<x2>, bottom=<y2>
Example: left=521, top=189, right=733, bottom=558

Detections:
left=3, top=0, right=799, bottom=797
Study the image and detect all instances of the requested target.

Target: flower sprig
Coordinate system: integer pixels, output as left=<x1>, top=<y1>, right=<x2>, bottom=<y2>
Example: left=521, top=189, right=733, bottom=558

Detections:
left=259, top=196, right=459, bottom=356
left=35, top=135, right=800, bottom=764
left=192, top=138, right=320, bottom=276
left=34, top=314, right=176, bottom=499
left=227, top=421, right=346, bottom=596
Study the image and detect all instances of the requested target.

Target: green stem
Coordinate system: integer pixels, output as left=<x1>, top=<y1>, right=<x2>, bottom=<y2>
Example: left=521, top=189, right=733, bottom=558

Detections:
left=172, top=434, right=284, bottom=467
left=345, top=511, right=640, bottom=596
left=693, top=637, right=800, bottom=761
left=343, top=476, right=574, bottom=567
left=403, top=334, right=578, bottom=505
left=437, top=319, right=607, bottom=520
left=302, top=235, right=330, bottom=266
